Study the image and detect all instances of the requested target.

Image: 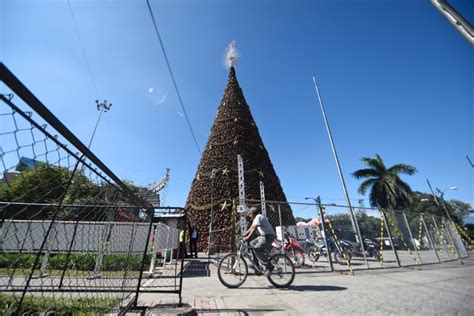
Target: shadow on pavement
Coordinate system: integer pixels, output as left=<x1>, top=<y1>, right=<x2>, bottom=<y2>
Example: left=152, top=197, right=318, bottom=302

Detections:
left=181, top=260, right=210, bottom=277
left=237, top=285, right=347, bottom=291
left=193, top=308, right=285, bottom=315
left=287, top=285, right=347, bottom=291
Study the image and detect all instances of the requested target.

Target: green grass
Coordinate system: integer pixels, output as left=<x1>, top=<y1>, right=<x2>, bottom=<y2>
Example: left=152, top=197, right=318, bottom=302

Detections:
left=0, top=293, right=120, bottom=314
left=0, top=268, right=141, bottom=278
left=0, top=253, right=151, bottom=272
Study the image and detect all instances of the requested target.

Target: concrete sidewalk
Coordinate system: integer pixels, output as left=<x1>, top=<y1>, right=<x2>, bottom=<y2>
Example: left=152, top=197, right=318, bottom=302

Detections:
left=138, top=256, right=474, bottom=315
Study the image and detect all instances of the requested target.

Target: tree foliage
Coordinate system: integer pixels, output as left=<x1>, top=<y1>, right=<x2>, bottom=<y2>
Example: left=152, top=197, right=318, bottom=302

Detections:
left=403, top=191, right=471, bottom=225
left=185, top=66, right=295, bottom=250
left=352, top=154, right=417, bottom=209
left=0, top=164, right=139, bottom=221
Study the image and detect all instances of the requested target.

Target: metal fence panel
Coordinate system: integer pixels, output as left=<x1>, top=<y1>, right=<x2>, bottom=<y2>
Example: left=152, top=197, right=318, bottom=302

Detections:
left=0, top=64, right=185, bottom=314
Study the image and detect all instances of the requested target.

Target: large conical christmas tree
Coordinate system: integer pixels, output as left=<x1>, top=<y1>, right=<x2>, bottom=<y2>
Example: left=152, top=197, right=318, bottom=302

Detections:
left=185, top=44, right=295, bottom=250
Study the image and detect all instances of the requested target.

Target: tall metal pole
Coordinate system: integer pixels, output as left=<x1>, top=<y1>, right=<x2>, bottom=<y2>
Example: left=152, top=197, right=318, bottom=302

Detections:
left=312, top=76, right=359, bottom=240
left=237, top=155, right=248, bottom=235
left=260, top=181, right=267, bottom=217
left=88, top=100, right=112, bottom=149
left=426, top=179, right=450, bottom=219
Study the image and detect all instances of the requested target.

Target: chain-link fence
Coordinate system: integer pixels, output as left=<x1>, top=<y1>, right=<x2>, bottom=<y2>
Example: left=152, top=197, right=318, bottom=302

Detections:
left=0, top=63, right=185, bottom=314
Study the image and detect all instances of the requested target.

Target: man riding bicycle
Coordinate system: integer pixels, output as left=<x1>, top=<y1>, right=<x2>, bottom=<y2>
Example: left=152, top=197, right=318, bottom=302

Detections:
left=240, top=207, right=276, bottom=277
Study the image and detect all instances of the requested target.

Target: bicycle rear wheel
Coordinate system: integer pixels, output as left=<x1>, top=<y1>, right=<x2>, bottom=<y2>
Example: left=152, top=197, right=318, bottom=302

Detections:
left=267, top=254, right=295, bottom=288
left=218, top=253, right=248, bottom=288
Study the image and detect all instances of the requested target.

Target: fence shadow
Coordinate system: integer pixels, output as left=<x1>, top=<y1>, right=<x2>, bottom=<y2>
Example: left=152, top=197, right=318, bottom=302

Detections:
left=181, top=260, right=210, bottom=278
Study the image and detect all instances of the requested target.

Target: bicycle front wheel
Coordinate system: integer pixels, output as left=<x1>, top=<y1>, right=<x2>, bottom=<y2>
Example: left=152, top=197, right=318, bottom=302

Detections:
left=217, top=253, right=248, bottom=288
left=267, top=254, right=295, bottom=288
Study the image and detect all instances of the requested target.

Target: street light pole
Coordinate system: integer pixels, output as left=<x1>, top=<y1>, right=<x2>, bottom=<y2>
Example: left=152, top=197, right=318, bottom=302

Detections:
left=311, top=76, right=358, bottom=237
left=436, top=187, right=457, bottom=222
left=88, top=100, right=112, bottom=149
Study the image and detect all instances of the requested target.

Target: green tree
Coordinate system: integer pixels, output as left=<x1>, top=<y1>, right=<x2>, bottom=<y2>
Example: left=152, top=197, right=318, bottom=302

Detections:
left=0, top=165, right=138, bottom=221
left=444, top=199, right=471, bottom=224
left=403, top=191, right=470, bottom=225
left=1, top=164, right=71, bottom=219
left=352, top=154, right=417, bottom=209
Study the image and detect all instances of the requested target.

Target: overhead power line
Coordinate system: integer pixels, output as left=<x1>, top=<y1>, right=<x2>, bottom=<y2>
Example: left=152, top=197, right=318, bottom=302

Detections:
left=146, top=0, right=202, bottom=156
left=67, top=0, right=101, bottom=99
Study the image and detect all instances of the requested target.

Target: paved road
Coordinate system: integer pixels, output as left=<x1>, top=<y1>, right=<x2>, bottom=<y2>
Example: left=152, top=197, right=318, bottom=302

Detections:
left=138, top=255, right=474, bottom=315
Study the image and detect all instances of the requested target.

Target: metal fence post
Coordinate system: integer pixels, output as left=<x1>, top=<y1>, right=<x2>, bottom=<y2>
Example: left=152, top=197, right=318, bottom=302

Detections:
left=178, top=213, right=187, bottom=306
left=317, top=197, right=333, bottom=272
left=89, top=222, right=113, bottom=279
left=231, top=199, right=237, bottom=253
left=148, top=224, right=159, bottom=274
left=447, top=220, right=468, bottom=258
left=58, top=209, right=83, bottom=289
left=133, top=207, right=155, bottom=307
left=402, top=211, right=422, bottom=265
left=353, top=212, right=369, bottom=269
left=17, top=158, right=83, bottom=311
left=36, top=224, right=58, bottom=278
left=420, top=214, right=441, bottom=263
left=443, top=218, right=463, bottom=264
left=431, top=216, right=450, bottom=260
left=380, top=209, right=401, bottom=267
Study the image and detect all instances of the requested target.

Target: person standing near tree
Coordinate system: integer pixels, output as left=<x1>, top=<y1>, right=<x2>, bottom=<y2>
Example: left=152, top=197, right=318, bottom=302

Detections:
left=188, top=223, right=199, bottom=258
left=179, top=225, right=187, bottom=259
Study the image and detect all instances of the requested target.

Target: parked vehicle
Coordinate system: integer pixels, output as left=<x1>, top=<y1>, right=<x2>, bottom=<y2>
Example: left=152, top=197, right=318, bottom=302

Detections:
left=270, top=233, right=306, bottom=268
left=376, top=237, right=402, bottom=250
left=341, top=238, right=381, bottom=261
left=283, top=233, right=306, bottom=268
left=309, top=236, right=352, bottom=265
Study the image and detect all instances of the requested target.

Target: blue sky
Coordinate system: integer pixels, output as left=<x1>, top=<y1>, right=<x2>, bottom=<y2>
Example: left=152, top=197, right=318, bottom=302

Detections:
left=1, top=0, right=472, bottom=220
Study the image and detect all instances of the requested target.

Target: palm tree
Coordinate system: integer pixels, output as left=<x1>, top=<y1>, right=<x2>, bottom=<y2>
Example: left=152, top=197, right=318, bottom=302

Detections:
left=352, top=154, right=417, bottom=209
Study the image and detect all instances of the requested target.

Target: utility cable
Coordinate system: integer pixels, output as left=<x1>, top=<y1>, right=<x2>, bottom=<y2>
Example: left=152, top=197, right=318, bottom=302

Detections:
left=146, top=0, right=202, bottom=156
left=67, top=0, right=101, bottom=99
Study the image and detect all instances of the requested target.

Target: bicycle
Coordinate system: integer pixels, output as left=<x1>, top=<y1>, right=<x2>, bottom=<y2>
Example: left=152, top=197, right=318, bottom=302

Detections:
left=217, top=239, right=295, bottom=288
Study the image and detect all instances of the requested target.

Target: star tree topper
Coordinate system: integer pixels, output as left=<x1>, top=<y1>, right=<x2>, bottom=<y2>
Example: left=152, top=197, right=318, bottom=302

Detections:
left=224, top=40, right=240, bottom=69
